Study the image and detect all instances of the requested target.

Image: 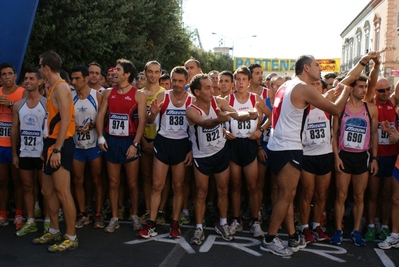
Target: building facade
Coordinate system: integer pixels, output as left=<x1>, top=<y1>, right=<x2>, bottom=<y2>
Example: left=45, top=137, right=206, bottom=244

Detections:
left=340, top=0, right=399, bottom=86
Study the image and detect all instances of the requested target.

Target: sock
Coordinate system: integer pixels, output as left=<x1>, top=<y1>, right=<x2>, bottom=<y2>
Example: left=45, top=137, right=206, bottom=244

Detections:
left=381, top=225, right=389, bottom=230
left=368, top=224, right=375, bottom=228
left=15, top=209, right=23, bottom=216
left=312, top=222, right=320, bottom=230
left=111, top=217, right=119, bottom=222
left=27, top=218, right=34, bottom=223
left=34, top=201, right=40, bottom=210
left=266, top=234, right=275, bottom=243
left=289, top=232, right=299, bottom=240
left=301, top=224, right=309, bottom=232
left=65, top=234, right=76, bottom=241
left=49, top=228, right=60, bottom=234
left=233, top=217, right=241, bottom=223
left=220, top=218, right=227, bottom=225
left=182, top=209, right=189, bottom=216
left=44, top=217, right=50, bottom=223
left=196, top=224, right=203, bottom=230
left=391, top=233, right=399, bottom=238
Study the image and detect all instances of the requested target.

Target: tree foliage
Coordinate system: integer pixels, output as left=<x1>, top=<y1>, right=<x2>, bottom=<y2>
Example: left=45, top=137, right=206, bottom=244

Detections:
left=24, top=0, right=232, bottom=74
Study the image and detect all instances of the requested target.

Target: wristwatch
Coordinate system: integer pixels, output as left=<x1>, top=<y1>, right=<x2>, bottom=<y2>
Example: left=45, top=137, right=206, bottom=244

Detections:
left=258, top=127, right=265, bottom=133
left=53, top=148, right=62, bottom=153
left=132, top=141, right=139, bottom=148
left=372, top=156, right=379, bottom=161
left=8, top=101, right=14, bottom=108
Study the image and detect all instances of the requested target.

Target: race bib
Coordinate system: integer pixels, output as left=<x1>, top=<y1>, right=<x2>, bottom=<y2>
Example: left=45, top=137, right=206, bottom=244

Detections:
left=0, top=121, right=11, bottom=137
left=109, top=113, right=129, bottom=136
left=305, top=121, right=328, bottom=145
left=377, top=122, right=394, bottom=145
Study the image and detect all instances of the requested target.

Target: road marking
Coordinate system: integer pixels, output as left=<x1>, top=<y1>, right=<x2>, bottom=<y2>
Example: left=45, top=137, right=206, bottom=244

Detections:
left=302, top=243, right=347, bottom=263
left=200, top=234, right=262, bottom=256
left=374, top=248, right=396, bottom=267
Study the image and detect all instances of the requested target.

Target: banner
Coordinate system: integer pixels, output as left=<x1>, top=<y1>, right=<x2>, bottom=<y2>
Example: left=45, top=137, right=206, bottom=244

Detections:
left=234, top=57, right=340, bottom=73
left=0, top=0, right=40, bottom=75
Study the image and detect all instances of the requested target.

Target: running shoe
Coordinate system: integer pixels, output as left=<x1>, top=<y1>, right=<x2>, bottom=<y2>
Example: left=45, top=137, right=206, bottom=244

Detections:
left=302, top=227, right=316, bottom=243
left=169, top=220, right=181, bottom=238
left=330, top=229, right=343, bottom=245
left=14, top=215, right=25, bottom=230
left=32, top=231, right=62, bottom=244
left=75, top=213, right=90, bottom=228
left=260, top=236, right=293, bottom=257
left=93, top=212, right=105, bottom=229
left=250, top=222, right=264, bottom=238
left=215, top=224, right=233, bottom=241
left=350, top=230, right=366, bottom=247
left=190, top=228, right=205, bottom=245
left=137, top=221, right=157, bottom=239
left=179, top=212, right=190, bottom=225
left=312, top=226, right=329, bottom=241
left=43, top=221, right=50, bottom=234
left=139, top=210, right=150, bottom=224
left=0, top=215, right=8, bottom=227
left=117, top=207, right=125, bottom=220
left=364, top=227, right=376, bottom=241
left=48, top=234, right=78, bottom=253
left=288, top=235, right=307, bottom=252
left=16, top=221, right=38, bottom=236
left=229, top=219, right=243, bottom=235
left=104, top=218, right=120, bottom=233
left=378, top=235, right=399, bottom=249
left=131, top=215, right=142, bottom=230
left=156, top=210, right=166, bottom=226
left=379, top=228, right=390, bottom=240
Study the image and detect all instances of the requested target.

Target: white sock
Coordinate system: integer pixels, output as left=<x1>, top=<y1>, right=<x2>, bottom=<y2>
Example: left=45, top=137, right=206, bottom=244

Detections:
left=196, top=224, right=203, bottom=230
left=220, top=218, right=227, bottom=225
left=49, top=228, right=59, bottom=234
left=182, top=209, right=189, bottom=216
left=300, top=224, right=309, bottom=232
left=27, top=218, right=34, bottom=223
left=391, top=233, right=399, bottom=238
left=368, top=224, right=375, bottom=228
left=381, top=225, right=389, bottom=230
left=312, top=222, right=320, bottom=230
left=34, top=201, right=40, bottom=210
left=44, top=217, right=50, bottom=223
left=65, top=234, right=77, bottom=241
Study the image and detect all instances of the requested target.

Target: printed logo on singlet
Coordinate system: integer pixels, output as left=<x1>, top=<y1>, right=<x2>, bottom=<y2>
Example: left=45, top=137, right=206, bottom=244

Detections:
left=23, top=115, right=37, bottom=126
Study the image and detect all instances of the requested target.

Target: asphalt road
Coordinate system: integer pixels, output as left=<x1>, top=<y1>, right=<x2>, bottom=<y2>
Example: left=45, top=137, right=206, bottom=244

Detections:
left=0, top=219, right=397, bottom=267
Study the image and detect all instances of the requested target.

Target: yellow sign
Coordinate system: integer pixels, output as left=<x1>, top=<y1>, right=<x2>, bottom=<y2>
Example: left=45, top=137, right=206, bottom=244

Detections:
left=233, top=57, right=340, bottom=73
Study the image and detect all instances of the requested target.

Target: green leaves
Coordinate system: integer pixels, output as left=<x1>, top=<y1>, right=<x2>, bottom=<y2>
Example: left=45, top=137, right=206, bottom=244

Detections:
left=24, top=0, right=232, bottom=74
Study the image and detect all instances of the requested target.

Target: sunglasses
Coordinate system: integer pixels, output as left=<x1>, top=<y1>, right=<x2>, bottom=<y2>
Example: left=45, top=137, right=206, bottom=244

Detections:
left=376, top=87, right=390, bottom=93
left=137, top=76, right=146, bottom=81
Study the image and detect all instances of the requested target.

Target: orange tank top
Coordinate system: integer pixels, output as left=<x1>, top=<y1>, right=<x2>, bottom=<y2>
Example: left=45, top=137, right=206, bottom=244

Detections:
left=0, top=87, right=25, bottom=147
left=44, top=79, right=75, bottom=139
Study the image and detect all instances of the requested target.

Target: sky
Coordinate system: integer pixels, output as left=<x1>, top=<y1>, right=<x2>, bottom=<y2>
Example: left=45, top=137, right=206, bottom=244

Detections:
left=182, top=0, right=371, bottom=60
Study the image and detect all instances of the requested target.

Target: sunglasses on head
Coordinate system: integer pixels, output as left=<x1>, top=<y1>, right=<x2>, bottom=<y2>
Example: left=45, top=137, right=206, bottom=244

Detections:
left=376, top=87, right=390, bottom=93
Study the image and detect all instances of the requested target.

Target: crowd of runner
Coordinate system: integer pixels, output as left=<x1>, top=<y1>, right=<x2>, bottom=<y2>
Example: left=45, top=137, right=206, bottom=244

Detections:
left=0, top=50, right=398, bottom=256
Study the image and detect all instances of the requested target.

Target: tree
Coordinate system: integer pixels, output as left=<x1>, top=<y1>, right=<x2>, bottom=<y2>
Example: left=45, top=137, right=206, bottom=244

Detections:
left=24, top=0, right=193, bottom=72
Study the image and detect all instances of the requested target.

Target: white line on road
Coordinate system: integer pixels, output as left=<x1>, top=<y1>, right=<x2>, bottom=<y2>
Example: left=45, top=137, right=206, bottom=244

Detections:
left=374, top=248, right=396, bottom=267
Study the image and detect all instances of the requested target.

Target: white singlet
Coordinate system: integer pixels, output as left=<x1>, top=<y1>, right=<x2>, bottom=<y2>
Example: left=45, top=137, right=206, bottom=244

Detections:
left=157, top=90, right=193, bottom=140
left=188, top=97, right=226, bottom=158
left=18, top=97, right=46, bottom=158
left=72, top=89, right=99, bottom=149
left=267, top=79, right=308, bottom=151
left=228, top=93, right=258, bottom=138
